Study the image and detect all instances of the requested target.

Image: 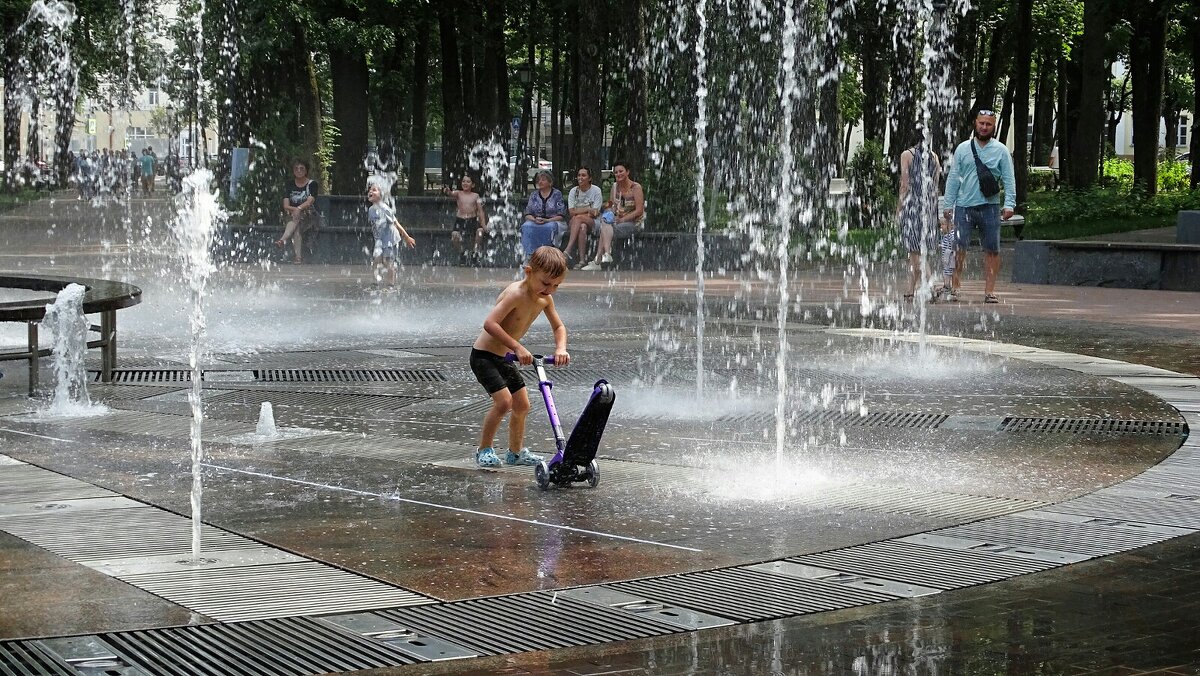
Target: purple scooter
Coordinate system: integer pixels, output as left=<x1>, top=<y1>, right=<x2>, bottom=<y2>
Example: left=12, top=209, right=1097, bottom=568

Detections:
left=506, top=353, right=615, bottom=490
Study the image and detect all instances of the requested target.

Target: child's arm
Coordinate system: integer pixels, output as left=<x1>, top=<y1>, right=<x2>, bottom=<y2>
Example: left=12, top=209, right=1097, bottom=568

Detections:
left=392, top=218, right=416, bottom=248
left=543, top=299, right=570, bottom=366
left=482, top=294, right=531, bottom=363
left=475, top=195, right=486, bottom=228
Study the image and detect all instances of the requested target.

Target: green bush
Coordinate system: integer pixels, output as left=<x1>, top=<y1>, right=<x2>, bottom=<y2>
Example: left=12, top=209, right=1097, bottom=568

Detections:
left=1028, top=185, right=1200, bottom=231
left=846, top=140, right=896, bottom=230
left=1157, top=160, right=1189, bottom=193
left=1101, top=157, right=1133, bottom=188
left=1027, top=168, right=1056, bottom=192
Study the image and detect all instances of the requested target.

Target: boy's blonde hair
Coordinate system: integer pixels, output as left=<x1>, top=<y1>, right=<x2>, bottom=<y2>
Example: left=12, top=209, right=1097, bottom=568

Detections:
left=528, top=246, right=568, bottom=278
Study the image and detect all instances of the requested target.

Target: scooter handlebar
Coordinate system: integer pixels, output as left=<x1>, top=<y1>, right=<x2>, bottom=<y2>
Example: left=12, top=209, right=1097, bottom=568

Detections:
left=504, top=352, right=555, bottom=365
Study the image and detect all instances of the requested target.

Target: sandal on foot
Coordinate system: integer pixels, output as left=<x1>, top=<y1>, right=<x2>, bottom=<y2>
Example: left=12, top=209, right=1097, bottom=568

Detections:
left=984, top=293, right=999, bottom=304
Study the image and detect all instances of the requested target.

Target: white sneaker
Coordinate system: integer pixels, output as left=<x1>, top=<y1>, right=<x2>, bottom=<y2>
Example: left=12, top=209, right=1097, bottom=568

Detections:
left=580, top=260, right=602, bottom=271
left=600, top=253, right=613, bottom=264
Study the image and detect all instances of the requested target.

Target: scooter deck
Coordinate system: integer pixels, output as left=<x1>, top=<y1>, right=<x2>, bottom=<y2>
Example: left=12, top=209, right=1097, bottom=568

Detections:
left=560, top=380, right=614, bottom=467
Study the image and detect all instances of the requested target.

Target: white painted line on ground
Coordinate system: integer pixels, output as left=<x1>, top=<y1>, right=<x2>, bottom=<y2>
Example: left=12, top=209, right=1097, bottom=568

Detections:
left=203, top=463, right=703, bottom=553
left=0, top=427, right=78, bottom=443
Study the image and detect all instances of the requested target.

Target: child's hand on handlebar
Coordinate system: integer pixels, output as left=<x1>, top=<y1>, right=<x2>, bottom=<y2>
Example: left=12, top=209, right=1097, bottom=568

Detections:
left=553, top=349, right=570, bottom=367
left=515, top=346, right=533, bottom=365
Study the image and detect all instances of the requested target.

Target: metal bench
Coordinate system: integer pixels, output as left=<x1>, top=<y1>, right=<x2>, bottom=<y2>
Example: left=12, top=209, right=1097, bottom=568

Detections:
left=0, top=274, right=142, bottom=396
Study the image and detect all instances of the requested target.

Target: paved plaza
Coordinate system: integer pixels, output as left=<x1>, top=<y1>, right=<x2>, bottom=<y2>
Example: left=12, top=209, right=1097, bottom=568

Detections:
left=0, top=195, right=1198, bottom=674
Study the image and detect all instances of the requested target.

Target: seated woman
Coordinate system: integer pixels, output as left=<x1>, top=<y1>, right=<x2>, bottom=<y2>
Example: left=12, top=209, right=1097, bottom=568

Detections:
left=519, top=170, right=566, bottom=258
left=276, top=159, right=320, bottom=264
left=581, top=162, right=644, bottom=270
left=564, top=166, right=604, bottom=269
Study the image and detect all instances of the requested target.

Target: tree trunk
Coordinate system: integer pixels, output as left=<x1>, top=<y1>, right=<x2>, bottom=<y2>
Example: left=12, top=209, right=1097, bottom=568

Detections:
left=1129, top=0, right=1171, bottom=196
left=610, top=0, right=647, bottom=175
left=550, top=33, right=561, bottom=183
left=1191, top=0, right=1200, bottom=188
left=457, top=1, right=478, bottom=135
left=407, top=14, right=430, bottom=197
left=1011, top=0, right=1032, bottom=210
left=819, top=0, right=845, bottom=180
left=1106, top=75, right=1130, bottom=152
left=1030, top=49, right=1055, bottom=166
left=53, top=65, right=76, bottom=186
left=3, top=16, right=24, bottom=189
left=484, top=2, right=508, bottom=130
left=292, top=22, right=323, bottom=188
left=576, top=0, right=603, bottom=177
left=438, top=4, right=465, bottom=186
left=969, top=30, right=1010, bottom=129
left=888, top=11, right=917, bottom=163
left=997, top=77, right=1016, bottom=147
left=859, top=2, right=889, bottom=144
left=1063, top=0, right=1110, bottom=191
left=329, top=47, right=369, bottom=194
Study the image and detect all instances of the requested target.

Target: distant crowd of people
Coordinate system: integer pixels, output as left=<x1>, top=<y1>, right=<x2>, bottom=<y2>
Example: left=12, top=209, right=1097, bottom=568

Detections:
left=69, top=146, right=164, bottom=201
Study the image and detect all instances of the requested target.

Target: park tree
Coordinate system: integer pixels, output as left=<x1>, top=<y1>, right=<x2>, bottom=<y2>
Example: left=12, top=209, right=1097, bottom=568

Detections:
left=1128, top=0, right=1179, bottom=196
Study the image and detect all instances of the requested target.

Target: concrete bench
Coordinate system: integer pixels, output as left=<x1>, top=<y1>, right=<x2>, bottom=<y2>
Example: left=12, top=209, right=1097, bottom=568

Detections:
left=1178, top=210, right=1200, bottom=244
left=0, top=274, right=142, bottom=396
left=1011, top=240, right=1200, bottom=291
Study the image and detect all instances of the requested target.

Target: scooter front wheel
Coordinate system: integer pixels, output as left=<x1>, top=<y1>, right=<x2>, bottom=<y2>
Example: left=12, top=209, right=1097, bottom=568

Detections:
left=535, top=461, right=551, bottom=490
left=587, top=460, right=599, bottom=488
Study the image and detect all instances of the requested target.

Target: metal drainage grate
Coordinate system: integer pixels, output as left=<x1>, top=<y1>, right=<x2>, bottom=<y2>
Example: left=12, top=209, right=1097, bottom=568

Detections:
left=255, top=368, right=447, bottom=384
left=92, top=617, right=417, bottom=674
left=203, top=390, right=425, bottom=413
left=0, top=641, right=73, bottom=675
left=933, top=511, right=1190, bottom=557
left=789, top=538, right=1057, bottom=590
left=605, top=567, right=898, bottom=622
left=377, top=592, right=687, bottom=656
left=717, top=410, right=947, bottom=429
left=998, top=417, right=1187, bottom=435
left=92, top=369, right=193, bottom=384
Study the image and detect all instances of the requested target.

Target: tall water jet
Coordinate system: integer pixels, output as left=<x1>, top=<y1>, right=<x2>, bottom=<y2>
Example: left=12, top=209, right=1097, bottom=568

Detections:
left=38, top=283, right=106, bottom=417
left=170, top=170, right=222, bottom=558
left=692, top=0, right=709, bottom=394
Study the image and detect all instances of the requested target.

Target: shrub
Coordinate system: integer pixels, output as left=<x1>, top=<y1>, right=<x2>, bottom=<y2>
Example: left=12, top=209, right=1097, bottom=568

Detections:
left=846, top=140, right=896, bottom=229
left=1027, top=168, right=1056, bottom=192
left=1157, top=160, right=1189, bottom=193
left=1101, top=157, right=1133, bottom=188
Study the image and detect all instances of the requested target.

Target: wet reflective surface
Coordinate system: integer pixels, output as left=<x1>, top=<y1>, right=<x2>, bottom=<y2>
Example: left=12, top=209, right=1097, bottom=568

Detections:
left=0, top=197, right=1197, bottom=672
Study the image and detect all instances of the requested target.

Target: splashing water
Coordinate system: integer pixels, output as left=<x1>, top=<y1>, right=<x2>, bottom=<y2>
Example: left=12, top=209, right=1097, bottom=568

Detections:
left=255, top=401, right=279, bottom=438
left=37, top=283, right=107, bottom=418
left=170, top=170, right=222, bottom=559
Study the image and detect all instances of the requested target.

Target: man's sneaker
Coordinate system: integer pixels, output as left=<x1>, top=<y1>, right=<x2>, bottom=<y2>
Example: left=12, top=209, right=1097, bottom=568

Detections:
left=476, top=447, right=501, bottom=468
left=580, top=260, right=602, bottom=271
left=600, top=253, right=613, bottom=264
left=505, top=448, right=543, bottom=466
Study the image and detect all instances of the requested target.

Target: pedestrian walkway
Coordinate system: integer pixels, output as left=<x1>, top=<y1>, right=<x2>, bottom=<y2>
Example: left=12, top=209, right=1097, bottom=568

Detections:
left=0, top=196, right=1197, bottom=674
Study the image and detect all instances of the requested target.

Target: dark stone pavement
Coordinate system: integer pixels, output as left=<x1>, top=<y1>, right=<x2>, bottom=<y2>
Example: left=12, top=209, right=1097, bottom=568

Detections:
left=0, top=195, right=1197, bottom=674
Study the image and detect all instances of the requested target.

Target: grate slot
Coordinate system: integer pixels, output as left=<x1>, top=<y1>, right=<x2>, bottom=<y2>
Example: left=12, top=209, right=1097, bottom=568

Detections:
left=789, top=539, right=1055, bottom=590
left=715, top=409, right=947, bottom=429
left=0, top=641, right=75, bottom=676
left=254, top=369, right=447, bottom=384
left=378, top=592, right=684, bottom=656
left=934, top=513, right=1183, bottom=557
left=999, top=417, right=1186, bottom=435
left=607, top=568, right=896, bottom=622
left=93, top=369, right=194, bottom=384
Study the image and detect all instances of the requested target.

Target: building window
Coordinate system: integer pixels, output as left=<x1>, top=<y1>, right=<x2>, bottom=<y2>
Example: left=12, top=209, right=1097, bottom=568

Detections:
left=148, top=89, right=159, bottom=106
left=1178, top=116, right=1189, bottom=148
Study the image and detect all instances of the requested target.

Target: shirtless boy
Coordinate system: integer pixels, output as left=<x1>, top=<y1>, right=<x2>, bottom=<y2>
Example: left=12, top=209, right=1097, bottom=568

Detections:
left=444, top=175, right=487, bottom=262
left=470, top=246, right=571, bottom=467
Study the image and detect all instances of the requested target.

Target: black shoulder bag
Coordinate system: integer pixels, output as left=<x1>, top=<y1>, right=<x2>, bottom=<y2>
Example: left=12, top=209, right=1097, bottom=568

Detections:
left=969, top=142, right=1001, bottom=198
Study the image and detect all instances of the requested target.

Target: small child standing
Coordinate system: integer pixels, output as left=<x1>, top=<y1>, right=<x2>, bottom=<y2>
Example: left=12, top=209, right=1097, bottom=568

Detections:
left=470, top=246, right=571, bottom=468
left=935, top=214, right=957, bottom=302
left=367, top=182, right=415, bottom=289
left=444, top=175, right=487, bottom=263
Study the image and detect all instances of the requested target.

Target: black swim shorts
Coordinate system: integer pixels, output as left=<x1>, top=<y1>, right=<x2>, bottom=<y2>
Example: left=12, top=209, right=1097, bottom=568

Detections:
left=470, top=348, right=525, bottom=395
left=454, top=217, right=475, bottom=233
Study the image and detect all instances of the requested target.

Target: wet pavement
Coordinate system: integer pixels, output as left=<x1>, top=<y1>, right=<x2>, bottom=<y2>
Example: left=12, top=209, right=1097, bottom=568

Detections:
left=0, top=195, right=1197, bottom=674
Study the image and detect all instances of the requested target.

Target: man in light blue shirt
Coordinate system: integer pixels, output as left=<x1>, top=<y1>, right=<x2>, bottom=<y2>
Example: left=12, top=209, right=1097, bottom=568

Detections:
left=941, top=109, right=1015, bottom=303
